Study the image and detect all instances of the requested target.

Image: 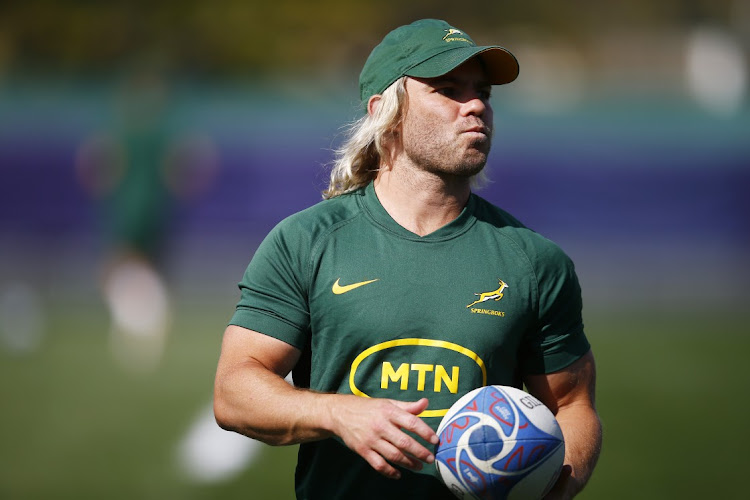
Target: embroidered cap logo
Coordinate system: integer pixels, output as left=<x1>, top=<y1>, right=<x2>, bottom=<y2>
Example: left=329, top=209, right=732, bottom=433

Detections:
left=443, top=28, right=470, bottom=43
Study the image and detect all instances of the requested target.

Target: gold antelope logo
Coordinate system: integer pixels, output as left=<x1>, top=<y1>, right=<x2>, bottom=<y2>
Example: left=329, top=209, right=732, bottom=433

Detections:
left=467, top=280, right=509, bottom=308
left=443, top=28, right=464, bottom=40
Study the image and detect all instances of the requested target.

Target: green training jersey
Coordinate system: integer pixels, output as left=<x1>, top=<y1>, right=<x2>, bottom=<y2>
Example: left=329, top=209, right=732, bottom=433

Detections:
left=230, top=182, right=590, bottom=499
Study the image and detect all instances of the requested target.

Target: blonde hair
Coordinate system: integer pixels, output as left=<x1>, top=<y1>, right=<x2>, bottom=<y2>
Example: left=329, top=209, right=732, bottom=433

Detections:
left=323, top=77, right=407, bottom=199
left=323, top=75, right=491, bottom=198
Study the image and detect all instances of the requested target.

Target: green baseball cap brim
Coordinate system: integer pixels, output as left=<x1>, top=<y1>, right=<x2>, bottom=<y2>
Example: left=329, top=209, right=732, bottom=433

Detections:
left=359, top=19, right=519, bottom=103
left=405, top=45, right=519, bottom=85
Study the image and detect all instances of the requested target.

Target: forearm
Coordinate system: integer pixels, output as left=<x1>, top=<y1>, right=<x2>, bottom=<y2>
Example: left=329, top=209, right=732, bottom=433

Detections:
left=214, top=358, right=336, bottom=446
left=552, top=403, right=602, bottom=498
left=526, top=351, right=601, bottom=499
left=213, top=326, right=438, bottom=478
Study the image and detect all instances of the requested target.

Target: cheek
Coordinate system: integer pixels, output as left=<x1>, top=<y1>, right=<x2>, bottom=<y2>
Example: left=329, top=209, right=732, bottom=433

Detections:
left=404, top=108, right=449, bottom=141
left=402, top=113, right=431, bottom=144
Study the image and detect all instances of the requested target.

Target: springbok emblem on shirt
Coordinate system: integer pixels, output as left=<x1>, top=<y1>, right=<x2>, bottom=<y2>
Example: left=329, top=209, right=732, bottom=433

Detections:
left=467, top=280, right=509, bottom=308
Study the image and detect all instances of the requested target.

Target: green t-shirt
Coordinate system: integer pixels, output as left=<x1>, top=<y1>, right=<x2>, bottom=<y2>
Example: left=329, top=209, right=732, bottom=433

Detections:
left=230, top=182, right=590, bottom=499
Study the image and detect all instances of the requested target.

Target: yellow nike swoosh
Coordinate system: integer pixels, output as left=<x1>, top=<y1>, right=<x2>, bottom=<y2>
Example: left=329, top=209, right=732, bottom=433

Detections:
left=332, top=278, right=379, bottom=295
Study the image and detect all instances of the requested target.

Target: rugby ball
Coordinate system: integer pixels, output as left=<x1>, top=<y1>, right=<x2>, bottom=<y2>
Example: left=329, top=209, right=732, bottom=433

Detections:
left=435, top=385, right=564, bottom=499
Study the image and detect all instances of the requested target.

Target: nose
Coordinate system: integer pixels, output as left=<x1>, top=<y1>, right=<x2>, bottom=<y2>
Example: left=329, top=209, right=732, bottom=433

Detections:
left=461, top=92, right=489, bottom=117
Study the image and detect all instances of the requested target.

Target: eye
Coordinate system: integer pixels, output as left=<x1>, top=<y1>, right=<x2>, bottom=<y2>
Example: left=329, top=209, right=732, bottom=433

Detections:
left=436, top=86, right=457, bottom=98
left=477, top=87, right=492, bottom=100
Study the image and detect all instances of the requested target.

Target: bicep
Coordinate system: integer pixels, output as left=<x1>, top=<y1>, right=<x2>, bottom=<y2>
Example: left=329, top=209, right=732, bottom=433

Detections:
left=524, top=349, right=596, bottom=414
left=217, top=324, right=301, bottom=379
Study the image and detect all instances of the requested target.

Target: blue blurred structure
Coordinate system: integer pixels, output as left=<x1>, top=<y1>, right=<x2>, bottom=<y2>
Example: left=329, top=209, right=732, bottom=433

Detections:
left=1, top=79, right=748, bottom=310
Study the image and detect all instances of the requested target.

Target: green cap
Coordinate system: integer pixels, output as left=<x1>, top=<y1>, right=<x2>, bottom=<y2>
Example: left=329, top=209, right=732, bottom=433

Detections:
left=359, top=19, right=519, bottom=103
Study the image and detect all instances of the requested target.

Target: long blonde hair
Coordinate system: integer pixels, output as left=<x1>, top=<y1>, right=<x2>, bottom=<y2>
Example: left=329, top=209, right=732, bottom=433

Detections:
left=323, top=75, right=491, bottom=198
left=323, top=77, right=407, bottom=199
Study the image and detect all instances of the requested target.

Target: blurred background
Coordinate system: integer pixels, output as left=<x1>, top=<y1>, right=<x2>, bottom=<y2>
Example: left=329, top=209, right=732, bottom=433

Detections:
left=1, top=0, right=748, bottom=498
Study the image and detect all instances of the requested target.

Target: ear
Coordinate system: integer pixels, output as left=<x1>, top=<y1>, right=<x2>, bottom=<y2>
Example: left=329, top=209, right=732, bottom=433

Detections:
left=367, top=94, right=382, bottom=116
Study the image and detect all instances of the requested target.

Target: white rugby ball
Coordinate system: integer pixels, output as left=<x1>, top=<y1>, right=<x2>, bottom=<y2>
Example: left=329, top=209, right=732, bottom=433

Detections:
left=435, top=385, right=565, bottom=499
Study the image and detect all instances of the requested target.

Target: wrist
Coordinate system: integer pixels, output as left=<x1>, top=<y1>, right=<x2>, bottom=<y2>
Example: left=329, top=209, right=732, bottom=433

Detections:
left=297, top=391, right=340, bottom=441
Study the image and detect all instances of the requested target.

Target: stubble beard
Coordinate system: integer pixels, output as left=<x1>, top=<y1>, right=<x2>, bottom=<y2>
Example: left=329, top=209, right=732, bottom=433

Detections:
left=402, top=123, right=492, bottom=180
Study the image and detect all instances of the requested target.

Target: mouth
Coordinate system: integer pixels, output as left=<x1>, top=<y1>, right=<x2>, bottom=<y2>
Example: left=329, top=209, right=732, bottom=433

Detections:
left=463, top=125, right=491, bottom=136
left=462, top=129, right=491, bottom=143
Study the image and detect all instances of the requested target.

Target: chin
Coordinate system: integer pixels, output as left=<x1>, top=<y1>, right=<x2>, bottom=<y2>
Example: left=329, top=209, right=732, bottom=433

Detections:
left=448, top=161, right=486, bottom=179
left=457, top=153, right=488, bottom=176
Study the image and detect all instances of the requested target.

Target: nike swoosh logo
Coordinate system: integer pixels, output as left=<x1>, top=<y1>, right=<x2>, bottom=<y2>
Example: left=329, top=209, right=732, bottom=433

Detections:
left=332, top=278, right=379, bottom=295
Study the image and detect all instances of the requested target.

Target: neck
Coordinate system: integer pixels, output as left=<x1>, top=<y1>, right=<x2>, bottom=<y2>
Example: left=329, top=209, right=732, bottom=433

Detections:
left=373, top=163, right=472, bottom=237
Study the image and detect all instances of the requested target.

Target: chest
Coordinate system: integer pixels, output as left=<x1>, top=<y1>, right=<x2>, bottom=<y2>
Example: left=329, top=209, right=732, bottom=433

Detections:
left=305, top=229, right=538, bottom=412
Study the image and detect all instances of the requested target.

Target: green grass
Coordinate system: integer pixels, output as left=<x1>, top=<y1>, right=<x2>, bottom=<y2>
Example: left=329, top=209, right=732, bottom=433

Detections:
left=1, top=300, right=747, bottom=499
left=0, top=299, right=297, bottom=500
left=581, top=308, right=749, bottom=499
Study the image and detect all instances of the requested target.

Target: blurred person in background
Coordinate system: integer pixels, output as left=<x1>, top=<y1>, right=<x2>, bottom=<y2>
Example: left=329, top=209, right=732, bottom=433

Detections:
left=76, top=63, right=217, bottom=373
left=214, top=19, right=601, bottom=499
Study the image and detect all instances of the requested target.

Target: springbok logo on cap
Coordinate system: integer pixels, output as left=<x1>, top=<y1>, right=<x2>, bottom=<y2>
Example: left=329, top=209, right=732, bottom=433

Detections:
left=443, top=28, right=470, bottom=43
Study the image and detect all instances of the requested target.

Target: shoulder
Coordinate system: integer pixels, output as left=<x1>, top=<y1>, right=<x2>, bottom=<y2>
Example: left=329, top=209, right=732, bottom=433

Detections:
left=246, top=190, right=365, bottom=285
left=471, top=194, right=574, bottom=269
left=268, top=190, right=364, bottom=246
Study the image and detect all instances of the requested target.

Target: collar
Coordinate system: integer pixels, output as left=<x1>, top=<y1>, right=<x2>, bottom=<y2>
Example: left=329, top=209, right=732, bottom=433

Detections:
left=358, top=182, right=477, bottom=241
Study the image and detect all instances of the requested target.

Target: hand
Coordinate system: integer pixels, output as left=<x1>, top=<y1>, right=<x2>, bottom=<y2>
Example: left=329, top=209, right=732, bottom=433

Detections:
left=328, top=395, right=439, bottom=479
left=543, top=465, right=574, bottom=500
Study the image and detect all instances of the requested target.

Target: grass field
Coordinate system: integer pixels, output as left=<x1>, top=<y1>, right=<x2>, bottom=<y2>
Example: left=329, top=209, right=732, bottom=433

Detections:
left=1, top=298, right=748, bottom=499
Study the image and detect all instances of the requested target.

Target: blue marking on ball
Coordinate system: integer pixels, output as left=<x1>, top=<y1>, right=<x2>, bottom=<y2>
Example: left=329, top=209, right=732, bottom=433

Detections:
left=469, top=425, right=504, bottom=461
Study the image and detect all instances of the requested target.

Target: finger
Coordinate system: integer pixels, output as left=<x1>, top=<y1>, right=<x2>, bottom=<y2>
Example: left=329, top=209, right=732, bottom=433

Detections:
left=361, top=449, right=402, bottom=480
left=543, top=464, right=572, bottom=499
left=389, top=399, right=439, bottom=446
left=391, top=397, right=429, bottom=415
left=380, top=425, right=435, bottom=464
left=373, top=439, right=424, bottom=472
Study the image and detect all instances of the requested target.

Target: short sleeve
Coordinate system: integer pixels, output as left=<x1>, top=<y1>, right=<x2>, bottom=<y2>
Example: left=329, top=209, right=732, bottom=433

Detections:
left=228, top=220, right=311, bottom=349
left=520, top=243, right=590, bottom=375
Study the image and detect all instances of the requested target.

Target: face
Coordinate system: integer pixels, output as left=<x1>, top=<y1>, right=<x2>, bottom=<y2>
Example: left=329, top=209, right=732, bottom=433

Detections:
left=398, top=57, right=494, bottom=178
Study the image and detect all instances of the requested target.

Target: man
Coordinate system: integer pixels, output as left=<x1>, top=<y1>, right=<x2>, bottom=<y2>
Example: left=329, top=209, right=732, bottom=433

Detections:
left=214, top=19, right=601, bottom=499
left=76, top=69, right=175, bottom=373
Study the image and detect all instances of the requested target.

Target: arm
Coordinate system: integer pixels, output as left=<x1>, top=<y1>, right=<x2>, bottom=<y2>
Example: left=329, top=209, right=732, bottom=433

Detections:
left=213, top=324, right=439, bottom=479
left=524, top=349, right=602, bottom=500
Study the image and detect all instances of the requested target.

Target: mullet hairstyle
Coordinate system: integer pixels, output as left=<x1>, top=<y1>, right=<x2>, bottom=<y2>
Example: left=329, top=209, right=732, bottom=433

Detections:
left=323, top=74, right=491, bottom=199
left=323, top=77, right=407, bottom=199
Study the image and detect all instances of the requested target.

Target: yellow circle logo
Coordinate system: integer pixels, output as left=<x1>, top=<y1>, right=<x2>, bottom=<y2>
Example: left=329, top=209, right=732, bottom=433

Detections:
left=349, top=338, right=487, bottom=417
